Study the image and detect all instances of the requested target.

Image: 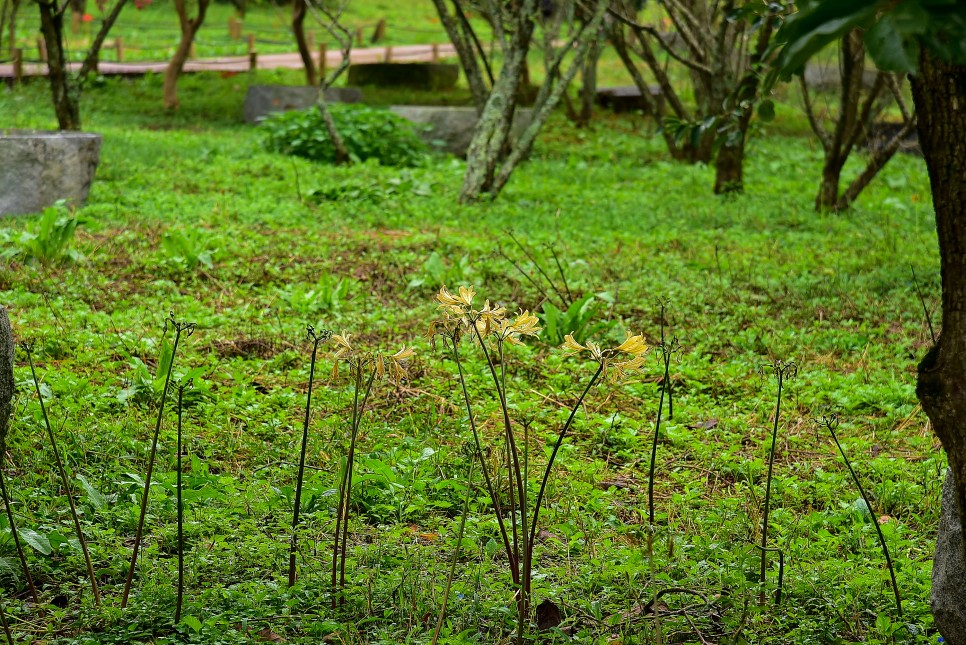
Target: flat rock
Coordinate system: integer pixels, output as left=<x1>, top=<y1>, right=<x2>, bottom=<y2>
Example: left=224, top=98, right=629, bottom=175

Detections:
left=932, top=468, right=966, bottom=643
left=243, top=85, right=362, bottom=124
left=0, top=131, right=101, bottom=216
left=388, top=105, right=532, bottom=157
left=596, top=85, right=664, bottom=115
left=348, top=63, right=459, bottom=91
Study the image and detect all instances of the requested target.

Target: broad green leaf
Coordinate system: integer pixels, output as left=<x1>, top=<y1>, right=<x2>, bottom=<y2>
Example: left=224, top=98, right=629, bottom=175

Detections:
left=180, top=615, right=202, bottom=632
left=864, top=15, right=918, bottom=73
left=76, top=474, right=108, bottom=512
left=18, top=528, right=51, bottom=555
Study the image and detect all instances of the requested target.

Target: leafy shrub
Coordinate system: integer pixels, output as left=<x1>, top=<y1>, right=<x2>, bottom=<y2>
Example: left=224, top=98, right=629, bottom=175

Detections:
left=0, top=201, right=83, bottom=265
left=260, top=104, right=427, bottom=167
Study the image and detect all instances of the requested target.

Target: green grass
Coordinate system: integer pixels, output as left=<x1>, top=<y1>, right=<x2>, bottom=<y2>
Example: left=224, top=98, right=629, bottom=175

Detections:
left=0, top=71, right=943, bottom=644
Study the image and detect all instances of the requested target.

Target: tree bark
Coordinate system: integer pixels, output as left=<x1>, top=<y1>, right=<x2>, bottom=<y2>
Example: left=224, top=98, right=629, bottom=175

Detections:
left=38, top=0, right=80, bottom=130
left=292, top=0, right=315, bottom=87
left=911, top=48, right=966, bottom=575
left=79, top=0, right=129, bottom=79
left=430, top=0, right=489, bottom=113
left=163, top=0, right=210, bottom=110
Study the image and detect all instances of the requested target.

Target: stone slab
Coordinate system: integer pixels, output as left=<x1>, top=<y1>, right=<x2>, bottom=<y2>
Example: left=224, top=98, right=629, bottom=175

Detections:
left=0, top=131, right=101, bottom=216
left=243, top=85, right=362, bottom=124
left=389, top=105, right=532, bottom=157
left=348, top=63, right=459, bottom=91
left=596, top=85, right=664, bottom=115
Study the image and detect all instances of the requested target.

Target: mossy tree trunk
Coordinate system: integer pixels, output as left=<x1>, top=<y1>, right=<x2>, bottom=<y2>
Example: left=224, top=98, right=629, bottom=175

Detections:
left=912, top=49, right=966, bottom=571
left=458, top=0, right=608, bottom=202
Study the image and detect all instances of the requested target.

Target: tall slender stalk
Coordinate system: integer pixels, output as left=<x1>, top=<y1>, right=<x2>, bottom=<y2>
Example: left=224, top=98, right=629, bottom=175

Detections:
left=658, top=299, right=673, bottom=420
left=0, top=470, right=37, bottom=604
left=759, top=360, right=796, bottom=605
left=0, top=594, right=12, bottom=645
left=174, top=381, right=192, bottom=624
left=331, top=358, right=376, bottom=608
left=432, top=456, right=475, bottom=645
left=447, top=337, right=518, bottom=584
left=523, top=363, right=603, bottom=642
left=22, top=343, right=100, bottom=607
left=817, top=414, right=901, bottom=617
left=648, top=338, right=678, bottom=526
left=121, top=313, right=194, bottom=608
left=289, top=326, right=331, bottom=588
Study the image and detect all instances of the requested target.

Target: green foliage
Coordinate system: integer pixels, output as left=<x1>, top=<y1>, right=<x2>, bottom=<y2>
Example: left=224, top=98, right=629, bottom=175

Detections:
left=161, top=228, right=218, bottom=273
left=1, top=201, right=82, bottom=265
left=260, top=104, right=428, bottom=167
left=539, top=293, right=617, bottom=345
left=408, top=251, right=475, bottom=290
left=774, top=0, right=966, bottom=78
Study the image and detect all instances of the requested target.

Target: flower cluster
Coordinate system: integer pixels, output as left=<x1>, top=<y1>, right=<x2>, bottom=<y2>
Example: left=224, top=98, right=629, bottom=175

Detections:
left=430, top=285, right=542, bottom=346
left=562, top=332, right=649, bottom=382
left=330, top=331, right=415, bottom=384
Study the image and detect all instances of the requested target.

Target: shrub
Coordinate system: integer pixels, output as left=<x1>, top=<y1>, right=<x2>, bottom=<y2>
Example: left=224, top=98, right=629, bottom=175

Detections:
left=260, top=104, right=427, bottom=167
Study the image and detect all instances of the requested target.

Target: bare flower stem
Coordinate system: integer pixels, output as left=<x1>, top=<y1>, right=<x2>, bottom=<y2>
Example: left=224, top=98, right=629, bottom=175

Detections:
left=24, top=345, right=100, bottom=607
left=0, top=469, right=37, bottom=603
left=121, top=314, right=194, bottom=608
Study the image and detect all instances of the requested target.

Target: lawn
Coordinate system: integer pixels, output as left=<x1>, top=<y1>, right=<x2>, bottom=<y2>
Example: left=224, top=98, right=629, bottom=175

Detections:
left=0, top=70, right=944, bottom=644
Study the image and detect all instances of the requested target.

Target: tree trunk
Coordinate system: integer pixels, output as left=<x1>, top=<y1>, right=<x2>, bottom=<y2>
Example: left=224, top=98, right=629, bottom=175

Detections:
left=38, top=0, right=80, bottom=130
left=815, top=161, right=844, bottom=211
left=316, top=98, right=349, bottom=164
left=577, top=26, right=601, bottom=127
left=430, top=0, right=489, bottom=113
left=292, top=0, right=315, bottom=87
left=459, top=18, right=532, bottom=202
left=79, top=0, right=129, bottom=78
left=910, top=48, right=966, bottom=642
left=163, top=0, right=209, bottom=110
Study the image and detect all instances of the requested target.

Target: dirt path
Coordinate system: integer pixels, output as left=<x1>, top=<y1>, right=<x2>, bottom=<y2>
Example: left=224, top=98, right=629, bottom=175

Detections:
left=0, top=41, right=457, bottom=79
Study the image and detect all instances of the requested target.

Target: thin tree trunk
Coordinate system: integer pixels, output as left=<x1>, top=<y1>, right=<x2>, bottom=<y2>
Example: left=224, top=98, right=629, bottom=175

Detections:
left=833, top=115, right=917, bottom=211
left=163, top=0, right=210, bottom=110
left=460, top=12, right=534, bottom=202
left=292, top=0, right=315, bottom=86
left=912, top=49, right=966, bottom=567
left=815, top=163, right=844, bottom=211
left=79, top=0, right=129, bottom=78
left=577, top=26, right=601, bottom=126
left=431, top=0, right=488, bottom=113
left=316, top=98, right=348, bottom=164
left=38, top=0, right=80, bottom=130
left=712, top=12, right=774, bottom=194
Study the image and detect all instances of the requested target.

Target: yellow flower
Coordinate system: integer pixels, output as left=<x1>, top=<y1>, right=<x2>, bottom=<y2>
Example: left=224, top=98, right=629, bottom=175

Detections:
left=381, top=346, right=415, bottom=383
left=562, top=331, right=650, bottom=382
left=436, top=285, right=476, bottom=317
left=498, top=310, right=541, bottom=345
left=331, top=332, right=353, bottom=359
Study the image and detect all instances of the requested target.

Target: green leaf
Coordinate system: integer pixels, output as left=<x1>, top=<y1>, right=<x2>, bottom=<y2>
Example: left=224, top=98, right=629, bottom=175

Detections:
left=18, top=528, right=51, bottom=555
left=864, top=14, right=918, bottom=73
left=76, top=474, right=108, bottom=512
left=775, top=1, right=881, bottom=77
left=180, top=615, right=203, bottom=632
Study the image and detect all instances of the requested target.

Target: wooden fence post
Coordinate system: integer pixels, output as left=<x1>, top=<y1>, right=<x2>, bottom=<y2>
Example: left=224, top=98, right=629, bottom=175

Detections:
left=115, top=36, right=123, bottom=62
left=71, top=11, right=81, bottom=33
left=249, top=51, right=257, bottom=71
left=385, top=45, right=392, bottom=63
left=37, top=37, right=47, bottom=62
left=371, top=18, right=386, bottom=43
left=12, top=49, right=22, bottom=84
left=355, top=26, right=363, bottom=46
left=431, top=43, right=439, bottom=63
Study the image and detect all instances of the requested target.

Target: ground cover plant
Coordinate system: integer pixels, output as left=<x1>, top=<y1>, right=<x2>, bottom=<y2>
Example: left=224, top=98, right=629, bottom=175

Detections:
left=0, top=71, right=946, bottom=644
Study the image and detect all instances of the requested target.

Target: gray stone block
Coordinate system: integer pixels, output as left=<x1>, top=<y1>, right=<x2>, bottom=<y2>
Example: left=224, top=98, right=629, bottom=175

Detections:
left=0, top=131, right=101, bottom=216
left=932, top=468, right=966, bottom=643
left=243, top=85, right=363, bottom=124
left=804, top=62, right=879, bottom=93
left=389, top=106, right=532, bottom=157
left=348, top=63, right=459, bottom=91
